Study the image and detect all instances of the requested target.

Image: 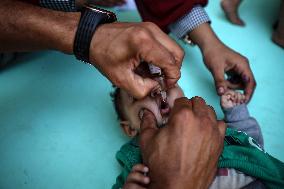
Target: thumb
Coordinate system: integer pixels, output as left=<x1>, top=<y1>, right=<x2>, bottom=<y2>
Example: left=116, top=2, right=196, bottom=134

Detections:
left=211, top=69, right=228, bottom=96
left=126, top=71, right=159, bottom=99
left=217, top=120, right=227, bottom=139
left=139, top=109, right=158, bottom=149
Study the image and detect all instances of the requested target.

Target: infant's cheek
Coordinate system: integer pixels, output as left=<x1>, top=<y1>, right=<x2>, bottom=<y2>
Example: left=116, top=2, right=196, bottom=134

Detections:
left=168, top=94, right=182, bottom=108
left=168, top=98, right=175, bottom=108
left=167, top=89, right=184, bottom=106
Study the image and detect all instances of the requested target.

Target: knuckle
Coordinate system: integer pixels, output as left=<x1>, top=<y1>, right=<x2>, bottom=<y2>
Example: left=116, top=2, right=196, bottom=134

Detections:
left=243, top=56, right=249, bottom=64
left=130, top=26, right=151, bottom=45
left=135, top=92, right=144, bottom=100
left=176, top=69, right=181, bottom=80
left=202, top=120, right=214, bottom=133
left=132, top=164, right=141, bottom=171
left=141, top=21, right=157, bottom=29
left=126, top=173, right=134, bottom=181
left=113, top=75, right=124, bottom=88
left=131, top=172, right=141, bottom=179
left=174, top=107, right=193, bottom=121
left=207, top=105, right=216, bottom=115
left=203, top=116, right=214, bottom=126
left=139, top=88, right=150, bottom=99
left=164, top=57, right=175, bottom=66
left=252, top=79, right=257, bottom=87
left=177, top=49, right=185, bottom=63
left=192, top=96, right=205, bottom=103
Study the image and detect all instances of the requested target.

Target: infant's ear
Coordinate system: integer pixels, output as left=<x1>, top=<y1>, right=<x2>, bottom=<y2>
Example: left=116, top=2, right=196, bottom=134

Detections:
left=120, top=121, right=138, bottom=137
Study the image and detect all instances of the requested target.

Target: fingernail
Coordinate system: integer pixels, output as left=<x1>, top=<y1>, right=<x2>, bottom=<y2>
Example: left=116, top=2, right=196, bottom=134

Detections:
left=144, top=177, right=150, bottom=183
left=143, top=167, right=149, bottom=172
left=218, top=87, right=225, bottom=94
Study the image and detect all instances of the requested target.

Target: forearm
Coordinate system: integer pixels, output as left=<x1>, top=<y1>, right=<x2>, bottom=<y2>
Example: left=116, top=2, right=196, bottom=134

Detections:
left=188, top=22, right=222, bottom=53
left=169, top=6, right=210, bottom=39
left=0, top=0, right=80, bottom=54
left=185, top=10, right=255, bottom=101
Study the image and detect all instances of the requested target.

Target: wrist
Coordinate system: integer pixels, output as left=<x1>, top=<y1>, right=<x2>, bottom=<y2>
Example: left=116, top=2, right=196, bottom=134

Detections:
left=53, top=12, right=80, bottom=54
left=188, top=23, right=222, bottom=53
left=73, top=5, right=117, bottom=63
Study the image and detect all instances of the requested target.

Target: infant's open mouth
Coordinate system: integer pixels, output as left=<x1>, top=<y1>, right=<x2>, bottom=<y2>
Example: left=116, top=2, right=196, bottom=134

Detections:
left=157, top=98, right=170, bottom=126
left=138, top=99, right=170, bottom=127
left=160, top=100, right=170, bottom=115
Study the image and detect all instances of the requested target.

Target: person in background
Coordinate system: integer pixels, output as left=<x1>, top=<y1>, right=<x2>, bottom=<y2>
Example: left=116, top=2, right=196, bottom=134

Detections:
left=221, top=0, right=284, bottom=48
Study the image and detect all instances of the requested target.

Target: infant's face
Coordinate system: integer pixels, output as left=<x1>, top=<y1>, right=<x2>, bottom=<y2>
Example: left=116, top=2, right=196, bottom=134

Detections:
left=120, top=85, right=184, bottom=130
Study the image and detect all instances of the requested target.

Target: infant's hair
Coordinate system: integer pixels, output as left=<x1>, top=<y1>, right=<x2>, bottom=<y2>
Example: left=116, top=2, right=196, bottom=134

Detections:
left=110, top=86, right=126, bottom=121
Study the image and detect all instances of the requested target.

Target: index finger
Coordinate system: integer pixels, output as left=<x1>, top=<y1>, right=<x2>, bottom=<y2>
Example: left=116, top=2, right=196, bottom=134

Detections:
left=243, top=70, right=256, bottom=103
left=139, top=109, right=158, bottom=149
left=141, top=22, right=184, bottom=69
left=191, top=96, right=217, bottom=122
left=170, top=97, right=192, bottom=116
left=138, top=37, right=181, bottom=88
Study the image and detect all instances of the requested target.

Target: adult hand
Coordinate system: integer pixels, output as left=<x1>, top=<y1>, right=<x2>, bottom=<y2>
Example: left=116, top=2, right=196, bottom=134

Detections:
left=203, top=42, right=256, bottom=103
left=123, top=164, right=150, bottom=189
left=140, top=97, right=226, bottom=189
left=90, top=22, right=184, bottom=99
left=189, top=23, right=256, bottom=103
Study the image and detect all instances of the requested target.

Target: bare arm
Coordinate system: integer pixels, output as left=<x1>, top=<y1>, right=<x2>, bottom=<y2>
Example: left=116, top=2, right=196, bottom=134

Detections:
left=0, top=0, right=79, bottom=53
left=0, top=0, right=183, bottom=99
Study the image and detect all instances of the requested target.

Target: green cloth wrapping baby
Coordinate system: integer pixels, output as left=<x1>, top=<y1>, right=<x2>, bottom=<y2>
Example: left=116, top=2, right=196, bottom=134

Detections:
left=110, top=86, right=284, bottom=189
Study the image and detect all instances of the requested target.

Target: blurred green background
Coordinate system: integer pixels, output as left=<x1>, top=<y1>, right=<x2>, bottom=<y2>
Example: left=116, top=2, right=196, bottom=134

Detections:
left=0, top=0, right=283, bottom=188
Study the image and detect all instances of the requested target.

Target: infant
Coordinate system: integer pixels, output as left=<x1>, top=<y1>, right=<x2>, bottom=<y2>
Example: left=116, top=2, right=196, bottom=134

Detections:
left=111, top=85, right=266, bottom=189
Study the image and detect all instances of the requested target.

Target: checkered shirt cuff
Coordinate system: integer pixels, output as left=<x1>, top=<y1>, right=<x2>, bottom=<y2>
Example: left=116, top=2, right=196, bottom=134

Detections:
left=169, top=5, right=210, bottom=39
left=39, top=0, right=76, bottom=12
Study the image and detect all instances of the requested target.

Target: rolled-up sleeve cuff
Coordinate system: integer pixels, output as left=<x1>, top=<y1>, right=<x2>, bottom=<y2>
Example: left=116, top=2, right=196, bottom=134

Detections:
left=168, top=5, right=210, bottom=39
left=39, top=0, right=76, bottom=12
